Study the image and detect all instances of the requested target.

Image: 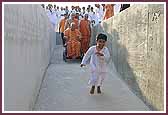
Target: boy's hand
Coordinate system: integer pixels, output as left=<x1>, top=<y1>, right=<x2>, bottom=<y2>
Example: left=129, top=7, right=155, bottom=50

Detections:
left=80, top=64, right=86, bottom=67
left=95, top=52, right=104, bottom=56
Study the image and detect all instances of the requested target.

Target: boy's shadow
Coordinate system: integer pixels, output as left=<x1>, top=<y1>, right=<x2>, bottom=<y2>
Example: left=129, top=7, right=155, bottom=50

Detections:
left=90, top=22, right=156, bottom=110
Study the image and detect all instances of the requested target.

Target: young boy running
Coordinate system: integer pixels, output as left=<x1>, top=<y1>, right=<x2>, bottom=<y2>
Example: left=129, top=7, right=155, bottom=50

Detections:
left=80, top=33, right=110, bottom=94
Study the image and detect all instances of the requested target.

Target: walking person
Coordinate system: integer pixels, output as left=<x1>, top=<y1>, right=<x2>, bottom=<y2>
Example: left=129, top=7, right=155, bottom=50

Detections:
left=64, top=22, right=81, bottom=58
left=79, top=14, right=91, bottom=54
left=103, top=4, right=114, bottom=20
left=59, top=13, right=68, bottom=46
left=80, top=33, right=110, bottom=94
left=95, top=4, right=104, bottom=23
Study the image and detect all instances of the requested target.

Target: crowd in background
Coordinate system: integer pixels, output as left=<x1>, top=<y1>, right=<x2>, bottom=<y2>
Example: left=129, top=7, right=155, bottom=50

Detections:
left=40, top=3, right=131, bottom=59
left=41, top=4, right=131, bottom=31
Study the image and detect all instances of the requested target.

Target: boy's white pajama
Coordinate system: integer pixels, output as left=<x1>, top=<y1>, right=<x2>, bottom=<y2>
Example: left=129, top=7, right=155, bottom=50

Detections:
left=81, top=46, right=110, bottom=86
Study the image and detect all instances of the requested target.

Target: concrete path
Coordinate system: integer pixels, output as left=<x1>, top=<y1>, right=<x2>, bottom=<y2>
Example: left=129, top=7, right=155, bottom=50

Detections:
left=33, top=45, right=149, bottom=111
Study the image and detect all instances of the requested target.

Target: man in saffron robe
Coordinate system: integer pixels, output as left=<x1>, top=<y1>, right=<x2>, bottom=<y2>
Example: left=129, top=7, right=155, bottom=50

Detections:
left=65, top=13, right=79, bottom=30
left=103, top=4, right=114, bottom=20
left=79, top=14, right=91, bottom=53
left=64, top=22, right=81, bottom=58
left=59, top=13, right=68, bottom=46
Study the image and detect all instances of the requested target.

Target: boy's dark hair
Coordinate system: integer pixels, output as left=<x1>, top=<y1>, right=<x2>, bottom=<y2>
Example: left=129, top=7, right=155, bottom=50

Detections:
left=96, top=33, right=107, bottom=41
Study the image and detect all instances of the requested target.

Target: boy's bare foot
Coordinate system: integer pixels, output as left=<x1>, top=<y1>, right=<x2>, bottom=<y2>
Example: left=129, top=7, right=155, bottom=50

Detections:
left=97, top=86, right=101, bottom=94
left=90, top=86, right=95, bottom=94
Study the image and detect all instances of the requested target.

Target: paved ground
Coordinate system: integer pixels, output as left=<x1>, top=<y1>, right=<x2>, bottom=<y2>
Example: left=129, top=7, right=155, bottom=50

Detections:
left=33, top=45, right=150, bottom=111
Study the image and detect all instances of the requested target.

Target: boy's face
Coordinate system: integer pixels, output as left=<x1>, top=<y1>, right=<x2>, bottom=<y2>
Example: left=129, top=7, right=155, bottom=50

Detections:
left=96, top=39, right=106, bottom=49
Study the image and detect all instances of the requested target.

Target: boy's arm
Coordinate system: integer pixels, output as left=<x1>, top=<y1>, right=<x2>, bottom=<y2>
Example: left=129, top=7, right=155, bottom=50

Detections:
left=81, top=47, right=94, bottom=65
left=102, top=47, right=110, bottom=62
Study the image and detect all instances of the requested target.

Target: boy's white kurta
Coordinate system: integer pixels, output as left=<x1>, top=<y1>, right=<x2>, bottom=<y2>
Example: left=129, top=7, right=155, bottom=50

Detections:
left=81, top=46, right=110, bottom=86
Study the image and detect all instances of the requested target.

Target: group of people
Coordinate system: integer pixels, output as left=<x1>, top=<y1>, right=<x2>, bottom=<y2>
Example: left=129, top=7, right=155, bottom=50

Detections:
left=43, top=3, right=130, bottom=59
left=41, top=3, right=130, bottom=94
left=59, top=13, right=91, bottom=58
left=42, top=4, right=130, bottom=30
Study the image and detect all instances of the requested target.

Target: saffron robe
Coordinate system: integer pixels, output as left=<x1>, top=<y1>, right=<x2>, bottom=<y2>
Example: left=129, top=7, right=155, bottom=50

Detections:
left=79, top=19, right=91, bottom=53
left=64, top=28, right=81, bottom=58
left=103, top=4, right=114, bottom=20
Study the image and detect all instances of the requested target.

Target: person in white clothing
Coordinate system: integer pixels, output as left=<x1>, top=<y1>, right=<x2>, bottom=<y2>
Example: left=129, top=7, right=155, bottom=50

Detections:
left=80, top=33, right=110, bottom=94
left=86, top=7, right=92, bottom=21
left=95, top=4, right=104, bottom=23
left=91, top=12, right=99, bottom=26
